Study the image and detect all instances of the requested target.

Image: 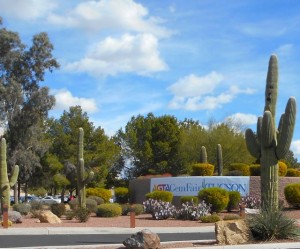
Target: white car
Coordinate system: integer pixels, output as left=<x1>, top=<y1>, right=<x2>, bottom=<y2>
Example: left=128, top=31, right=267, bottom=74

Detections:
left=40, top=196, right=61, bottom=204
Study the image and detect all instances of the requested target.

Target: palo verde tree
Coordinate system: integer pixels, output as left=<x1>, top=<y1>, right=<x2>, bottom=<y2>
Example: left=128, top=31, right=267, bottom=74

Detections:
left=245, top=55, right=296, bottom=211
left=0, top=17, right=59, bottom=200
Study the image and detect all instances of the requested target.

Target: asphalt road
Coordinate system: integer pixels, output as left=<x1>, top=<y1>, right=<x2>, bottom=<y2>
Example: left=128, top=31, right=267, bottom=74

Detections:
left=0, top=232, right=215, bottom=248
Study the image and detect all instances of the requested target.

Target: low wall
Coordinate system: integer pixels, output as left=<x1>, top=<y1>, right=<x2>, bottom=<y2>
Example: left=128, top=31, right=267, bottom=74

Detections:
left=129, top=176, right=300, bottom=206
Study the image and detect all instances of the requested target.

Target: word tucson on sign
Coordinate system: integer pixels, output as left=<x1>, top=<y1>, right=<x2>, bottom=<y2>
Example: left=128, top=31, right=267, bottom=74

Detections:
left=150, top=176, right=250, bottom=196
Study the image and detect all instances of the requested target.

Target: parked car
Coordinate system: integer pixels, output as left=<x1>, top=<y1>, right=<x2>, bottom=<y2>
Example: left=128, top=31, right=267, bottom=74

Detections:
left=40, top=196, right=61, bottom=204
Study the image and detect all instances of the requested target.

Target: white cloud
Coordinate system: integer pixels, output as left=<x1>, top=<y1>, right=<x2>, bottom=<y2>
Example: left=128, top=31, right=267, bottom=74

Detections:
left=52, top=89, right=98, bottom=114
left=275, top=44, right=294, bottom=57
left=0, top=0, right=57, bottom=20
left=291, top=140, right=300, bottom=160
left=47, top=0, right=172, bottom=37
left=225, top=113, right=258, bottom=126
left=168, top=72, right=255, bottom=111
left=64, top=33, right=168, bottom=77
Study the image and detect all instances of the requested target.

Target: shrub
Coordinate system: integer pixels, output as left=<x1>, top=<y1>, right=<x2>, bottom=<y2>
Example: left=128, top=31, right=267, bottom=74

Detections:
left=74, top=207, right=91, bottom=222
left=286, top=168, right=300, bottom=177
left=227, top=191, right=241, bottom=212
left=87, top=196, right=104, bottom=205
left=191, top=163, right=214, bottom=176
left=86, top=198, right=98, bottom=213
left=223, top=214, right=241, bottom=220
left=13, top=203, right=31, bottom=215
left=175, top=200, right=211, bottom=221
left=86, top=188, right=112, bottom=202
left=226, top=170, right=244, bottom=176
left=180, top=196, right=198, bottom=204
left=228, top=163, right=250, bottom=176
left=249, top=164, right=261, bottom=176
left=284, top=183, right=300, bottom=207
left=50, top=203, right=66, bottom=218
left=96, top=203, right=122, bottom=217
left=65, top=210, right=76, bottom=220
left=145, top=191, right=173, bottom=202
left=248, top=207, right=300, bottom=241
left=8, top=211, right=22, bottom=223
left=143, top=198, right=176, bottom=220
left=198, top=187, right=229, bottom=213
left=200, top=214, right=221, bottom=223
left=30, top=200, right=44, bottom=211
left=240, top=195, right=261, bottom=209
left=114, top=187, right=129, bottom=204
left=68, top=198, right=79, bottom=210
left=278, top=161, right=288, bottom=176
left=131, top=204, right=144, bottom=215
left=121, top=203, right=130, bottom=215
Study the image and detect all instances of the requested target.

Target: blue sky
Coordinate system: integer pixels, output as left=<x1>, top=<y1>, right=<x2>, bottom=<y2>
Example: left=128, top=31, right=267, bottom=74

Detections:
left=1, top=0, right=300, bottom=159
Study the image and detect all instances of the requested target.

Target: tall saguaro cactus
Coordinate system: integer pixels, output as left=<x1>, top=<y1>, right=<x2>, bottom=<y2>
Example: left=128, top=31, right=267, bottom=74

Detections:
left=200, top=146, right=208, bottom=163
left=216, top=144, right=223, bottom=176
left=245, top=55, right=296, bottom=211
left=0, top=138, right=19, bottom=211
left=77, top=128, right=94, bottom=208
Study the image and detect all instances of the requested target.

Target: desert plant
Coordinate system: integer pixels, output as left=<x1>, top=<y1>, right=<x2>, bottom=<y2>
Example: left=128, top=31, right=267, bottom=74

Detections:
left=240, top=195, right=261, bottom=209
left=68, top=198, right=79, bottom=210
left=191, top=163, right=214, bottom=176
left=198, top=187, right=229, bottom=213
left=284, top=183, right=300, bottom=207
left=13, top=203, right=31, bottom=215
left=145, top=190, right=173, bottom=202
left=74, top=207, right=91, bottom=222
left=286, top=168, right=300, bottom=177
left=114, top=187, right=129, bottom=204
left=175, top=200, right=211, bottom=221
left=30, top=200, right=44, bottom=211
left=200, top=214, right=221, bottom=223
left=223, top=214, right=241, bottom=220
left=180, top=196, right=198, bottom=204
left=50, top=203, right=66, bottom=218
left=143, top=198, right=176, bottom=220
left=227, top=191, right=241, bottom=212
left=86, top=198, right=98, bottom=213
left=65, top=210, right=76, bottom=220
left=96, top=203, right=122, bottom=217
left=87, top=196, right=104, bottom=205
left=86, top=188, right=111, bottom=202
left=228, top=163, right=250, bottom=176
left=249, top=164, right=261, bottom=176
left=131, top=204, right=144, bottom=215
left=216, top=144, right=223, bottom=176
left=245, top=55, right=296, bottom=211
left=7, top=211, right=22, bottom=223
left=278, top=161, right=288, bottom=176
left=121, top=203, right=130, bottom=215
left=200, top=146, right=208, bottom=163
left=247, top=206, right=300, bottom=241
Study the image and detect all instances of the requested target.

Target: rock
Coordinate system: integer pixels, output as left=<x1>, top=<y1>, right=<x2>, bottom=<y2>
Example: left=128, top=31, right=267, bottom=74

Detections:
left=215, top=220, right=253, bottom=245
left=8, top=211, right=22, bottom=223
left=38, top=210, right=62, bottom=224
left=123, top=229, right=160, bottom=249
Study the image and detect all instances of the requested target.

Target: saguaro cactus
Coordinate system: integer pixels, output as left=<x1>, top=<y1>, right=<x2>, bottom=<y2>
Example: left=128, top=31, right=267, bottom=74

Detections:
left=245, top=55, right=296, bottom=211
left=200, top=146, right=208, bottom=163
left=0, top=138, right=19, bottom=211
left=216, top=144, right=223, bottom=176
left=77, top=128, right=94, bottom=208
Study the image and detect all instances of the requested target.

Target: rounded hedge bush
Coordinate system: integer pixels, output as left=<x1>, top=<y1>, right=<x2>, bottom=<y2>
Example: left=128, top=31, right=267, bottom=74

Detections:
left=96, top=203, right=122, bottom=217
left=145, top=191, right=173, bottom=202
left=86, top=198, right=98, bottom=213
left=200, top=214, right=221, bottom=223
left=191, top=163, right=214, bottom=176
left=86, top=188, right=112, bottom=202
left=228, top=163, right=250, bottom=176
left=227, top=191, right=241, bottom=212
left=278, top=161, right=288, bottom=176
left=87, top=196, right=104, bottom=205
left=284, top=183, right=300, bottom=207
left=198, top=187, right=229, bottom=213
left=114, top=187, right=129, bottom=204
left=50, top=203, right=66, bottom=217
left=249, top=164, right=260, bottom=176
left=121, top=203, right=130, bottom=215
left=13, top=203, right=31, bottom=215
left=286, top=168, right=300, bottom=177
left=180, top=196, right=199, bottom=204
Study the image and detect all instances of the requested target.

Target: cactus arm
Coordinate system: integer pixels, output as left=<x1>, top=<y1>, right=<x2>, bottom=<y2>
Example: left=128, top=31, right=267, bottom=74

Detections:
left=83, top=171, right=94, bottom=185
left=245, top=129, right=260, bottom=159
left=276, top=97, right=297, bottom=158
left=261, top=111, right=276, bottom=148
left=216, top=144, right=223, bottom=176
left=200, top=146, right=207, bottom=163
left=9, top=165, right=19, bottom=187
left=257, top=117, right=262, bottom=145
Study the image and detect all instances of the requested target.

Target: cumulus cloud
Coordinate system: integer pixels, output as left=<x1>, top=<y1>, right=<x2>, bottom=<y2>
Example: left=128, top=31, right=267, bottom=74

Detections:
left=52, top=89, right=98, bottom=114
left=225, top=113, right=258, bottom=126
left=0, top=0, right=57, bottom=20
left=275, top=44, right=294, bottom=57
left=168, top=72, right=255, bottom=111
left=64, top=33, right=168, bottom=77
left=47, top=0, right=172, bottom=37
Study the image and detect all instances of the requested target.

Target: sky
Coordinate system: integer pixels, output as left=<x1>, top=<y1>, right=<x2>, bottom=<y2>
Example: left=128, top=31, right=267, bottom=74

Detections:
left=1, top=0, right=300, bottom=159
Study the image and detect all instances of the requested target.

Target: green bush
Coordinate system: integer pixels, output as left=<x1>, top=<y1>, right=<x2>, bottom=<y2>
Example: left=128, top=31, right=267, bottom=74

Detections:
left=50, top=203, right=66, bottom=218
left=131, top=204, right=144, bottom=215
left=228, top=163, right=250, bottom=176
left=114, top=187, right=129, bottom=204
left=180, top=196, right=199, bottom=204
left=198, top=187, right=229, bottom=213
left=96, top=203, right=122, bottom=217
left=286, top=168, right=300, bottom=177
left=145, top=191, right=173, bottom=202
left=248, top=207, right=300, bottom=241
left=30, top=200, right=44, bottom=211
left=86, top=198, right=98, bottom=213
left=223, top=214, right=241, bottom=220
left=284, top=183, right=300, bottom=207
left=13, top=203, right=31, bottom=215
left=278, top=161, right=288, bottom=176
left=87, top=196, right=104, bottom=205
left=191, top=163, right=214, bottom=176
left=28, top=187, right=47, bottom=197
left=74, top=207, right=91, bottom=222
left=227, top=191, right=241, bottom=212
left=200, top=214, right=221, bottom=223
left=68, top=198, right=79, bottom=210
left=86, top=188, right=112, bottom=202
left=226, top=170, right=244, bottom=176
left=121, top=203, right=130, bottom=215
left=249, top=164, right=261, bottom=176
left=65, top=210, right=75, bottom=220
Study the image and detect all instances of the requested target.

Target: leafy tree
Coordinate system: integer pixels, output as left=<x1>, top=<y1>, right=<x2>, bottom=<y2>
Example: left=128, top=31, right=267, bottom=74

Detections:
left=283, top=150, right=299, bottom=168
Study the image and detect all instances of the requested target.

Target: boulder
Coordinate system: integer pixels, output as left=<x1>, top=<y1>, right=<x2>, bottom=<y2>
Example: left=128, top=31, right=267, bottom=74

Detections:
left=123, top=229, right=160, bottom=249
left=215, top=220, right=253, bottom=245
left=38, top=210, right=62, bottom=224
